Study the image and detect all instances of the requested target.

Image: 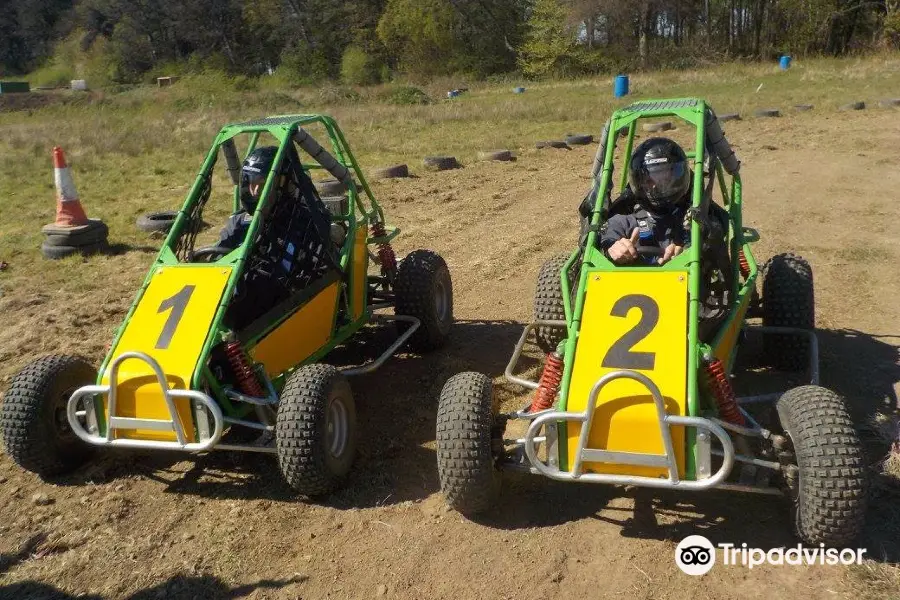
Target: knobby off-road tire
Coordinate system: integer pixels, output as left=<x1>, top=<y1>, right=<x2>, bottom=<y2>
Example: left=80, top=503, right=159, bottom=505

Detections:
left=1, top=355, right=97, bottom=477
left=762, top=253, right=814, bottom=371
left=275, top=364, right=357, bottom=496
left=534, top=252, right=573, bottom=353
left=436, top=372, right=501, bottom=515
left=394, top=249, right=453, bottom=352
left=776, top=385, right=867, bottom=546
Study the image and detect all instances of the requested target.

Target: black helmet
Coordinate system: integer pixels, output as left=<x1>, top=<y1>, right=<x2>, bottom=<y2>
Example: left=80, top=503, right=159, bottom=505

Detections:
left=240, top=145, right=278, bottom=211
left=628, top=137, right=691, bottom=212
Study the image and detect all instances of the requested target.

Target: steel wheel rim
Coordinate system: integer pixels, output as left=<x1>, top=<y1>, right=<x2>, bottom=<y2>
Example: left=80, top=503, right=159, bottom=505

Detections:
left=326, top=397, right=349, bottom=459
left=53, top=387, right=80, bottom=443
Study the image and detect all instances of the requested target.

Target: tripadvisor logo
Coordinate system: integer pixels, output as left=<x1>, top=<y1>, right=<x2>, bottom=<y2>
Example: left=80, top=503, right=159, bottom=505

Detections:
left=675, top=535, right=867, bottom=575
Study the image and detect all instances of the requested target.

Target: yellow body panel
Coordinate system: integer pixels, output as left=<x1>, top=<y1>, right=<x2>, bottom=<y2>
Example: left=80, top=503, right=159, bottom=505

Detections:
left=351, top=226, right=368, bottom=320
left=103, top=266, right=232, bottom=442
left=250, top=281, right=339, bottom=377
left=566, top=271, right=689, bottom=477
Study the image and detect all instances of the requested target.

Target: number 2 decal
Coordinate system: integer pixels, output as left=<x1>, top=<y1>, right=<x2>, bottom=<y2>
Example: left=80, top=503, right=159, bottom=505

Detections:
left=601, top=294, right=659, bottom=370
left=155, top=285, right=195, bottom=350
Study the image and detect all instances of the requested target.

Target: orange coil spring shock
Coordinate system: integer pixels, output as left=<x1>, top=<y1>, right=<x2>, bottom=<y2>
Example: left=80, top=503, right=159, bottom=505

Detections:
left=738, top=249, right=750, bottom=279
left=370, top=221, right=397, bottom=275
left=530, top=352, right=564, bottom=413
left=704, top=358, right=745, bottom=426
left=224, top=341, right=265, bottom=397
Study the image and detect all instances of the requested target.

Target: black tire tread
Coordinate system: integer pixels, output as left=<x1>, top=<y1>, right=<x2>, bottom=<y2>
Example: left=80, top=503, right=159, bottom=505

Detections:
left=40, top=240, right=107, bottom=259
left=43, top=220, right=108, bottom=247
left=436, top=372, right=499, bottom=515
left=762, top=252, right=814, bottom=370
left=534, top=252, right=572, bottom=353
left=394, top=249, right=453, bottom=352
left=1, top=355, right=96, bottom=476
left=777, top=385, right=867, bottom=546
left=275, top=364, right=356, bottom=496
left=136, top=211, right=178, bottom=233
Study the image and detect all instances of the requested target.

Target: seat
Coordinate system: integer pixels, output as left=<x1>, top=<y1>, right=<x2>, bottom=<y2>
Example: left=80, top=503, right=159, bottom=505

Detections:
left=226, top=143, right=341, bottom=333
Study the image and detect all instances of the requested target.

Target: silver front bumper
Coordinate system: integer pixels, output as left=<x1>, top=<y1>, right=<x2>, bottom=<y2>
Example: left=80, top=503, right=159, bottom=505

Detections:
left=520, top=369, right=736, bottom=490
left=67, top=351, right=225, bottom=452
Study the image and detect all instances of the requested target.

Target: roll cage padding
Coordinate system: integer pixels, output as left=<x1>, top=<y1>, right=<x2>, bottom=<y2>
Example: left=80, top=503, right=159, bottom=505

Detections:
left=590, top=121, right=611, bottom=181
left=292, top=128, right=353, bottom=187
left=703, top=108, right=740, bottom=175
left=221, top=139, right=242, bottom=186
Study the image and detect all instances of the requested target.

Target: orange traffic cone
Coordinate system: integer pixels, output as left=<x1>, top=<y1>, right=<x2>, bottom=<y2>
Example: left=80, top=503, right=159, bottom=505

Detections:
left=52, top=146, right=89, bottom=227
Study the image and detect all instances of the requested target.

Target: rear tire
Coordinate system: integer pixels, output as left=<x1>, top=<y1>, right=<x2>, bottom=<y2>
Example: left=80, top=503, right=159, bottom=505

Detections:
left=762, top=253, right=814, bottom=371
left=436, top=372, right=501, bottom=515
left=776, top=385, right=867, bottom=546
left=1, top=355, right=97, bottom=477
left=394, top=250, right=453, bottom=352
left=276, top=364, right=357, bottom=496
left=533, top=252, right=572, bottom=353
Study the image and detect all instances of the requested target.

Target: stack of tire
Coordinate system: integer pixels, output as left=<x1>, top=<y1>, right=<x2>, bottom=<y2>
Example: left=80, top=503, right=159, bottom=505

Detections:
left=40, top=219, right=109, bottom=259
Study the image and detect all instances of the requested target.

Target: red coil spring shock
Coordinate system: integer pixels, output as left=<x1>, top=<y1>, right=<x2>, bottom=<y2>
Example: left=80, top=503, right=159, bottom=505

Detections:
left=224, top=341, right=265, bottom=397
left=530, top=352, right=564, bottom=413
left=370, top=221, right=397, bottom=276
left=738, top=249, right=750, bottom=279
left=704, top=358, right=745, bottom=425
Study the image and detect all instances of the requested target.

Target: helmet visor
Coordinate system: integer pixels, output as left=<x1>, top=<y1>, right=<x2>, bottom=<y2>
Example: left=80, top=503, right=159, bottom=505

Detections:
left=633, top=161, right=688, bottom=204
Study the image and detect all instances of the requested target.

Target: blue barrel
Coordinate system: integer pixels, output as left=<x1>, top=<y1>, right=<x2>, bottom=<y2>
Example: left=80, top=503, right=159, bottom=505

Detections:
left=779, top=55, right=792, bottom=70
left=614, top=75, right=629, bottom=98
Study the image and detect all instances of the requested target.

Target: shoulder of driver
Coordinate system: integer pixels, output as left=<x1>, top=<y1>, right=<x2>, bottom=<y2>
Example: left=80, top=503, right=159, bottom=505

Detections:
left=218, top=212, right=252, bottom=246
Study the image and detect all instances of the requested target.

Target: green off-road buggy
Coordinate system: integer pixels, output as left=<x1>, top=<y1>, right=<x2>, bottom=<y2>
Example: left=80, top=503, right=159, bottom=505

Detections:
left=2, top=115, right=453, bottom=496
left=436, top=98, right=867, bottom=546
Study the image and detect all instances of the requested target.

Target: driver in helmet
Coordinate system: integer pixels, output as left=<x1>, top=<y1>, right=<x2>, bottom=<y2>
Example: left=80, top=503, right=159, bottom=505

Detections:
left=599, top=137, right=692, bottom=265
left=217, top=146, right=278, bottom=249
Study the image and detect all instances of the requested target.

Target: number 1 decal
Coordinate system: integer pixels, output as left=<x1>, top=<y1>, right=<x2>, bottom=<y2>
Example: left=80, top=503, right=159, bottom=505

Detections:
left=155, top=285, right=195, bottom=350
left=601, top=294, right=660, bottom=370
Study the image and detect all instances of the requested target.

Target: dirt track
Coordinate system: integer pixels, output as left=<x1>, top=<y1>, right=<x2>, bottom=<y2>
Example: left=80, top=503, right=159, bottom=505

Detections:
left=1, top=109, right=899, bottom=599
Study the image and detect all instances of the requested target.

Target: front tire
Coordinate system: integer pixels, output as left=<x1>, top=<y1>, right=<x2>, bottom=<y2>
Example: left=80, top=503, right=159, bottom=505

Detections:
left=276, top=364, right=357, bottom=496
left=436, top=372, right=501, bottom=515
left=1, top=355, right=97, bottom=477
left=394, top=249, right=453, bottom=352
left=776, top=385, right=867, bottom=546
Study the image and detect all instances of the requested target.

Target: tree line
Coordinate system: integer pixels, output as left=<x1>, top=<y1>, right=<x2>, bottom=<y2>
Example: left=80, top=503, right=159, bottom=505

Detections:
left=1, top=0, right=897, bottom=83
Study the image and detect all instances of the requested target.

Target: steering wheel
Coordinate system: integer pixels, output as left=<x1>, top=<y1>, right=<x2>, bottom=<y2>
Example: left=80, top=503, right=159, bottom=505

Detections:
left=190, top=246, right=232, bottom=263
left=636, top=244, right=665, bottom=258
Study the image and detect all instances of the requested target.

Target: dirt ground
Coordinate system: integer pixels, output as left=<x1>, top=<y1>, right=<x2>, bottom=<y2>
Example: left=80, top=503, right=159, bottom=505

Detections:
left=1, top=108, right=899, bottom=599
